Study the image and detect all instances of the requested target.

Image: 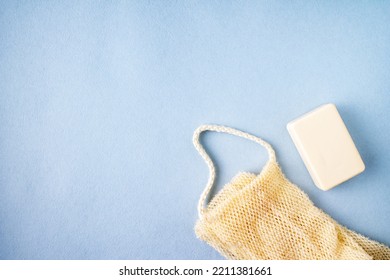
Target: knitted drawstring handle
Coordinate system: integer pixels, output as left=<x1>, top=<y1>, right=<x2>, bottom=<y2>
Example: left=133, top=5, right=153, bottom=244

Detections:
left=192, top=124, right=276, bottom=217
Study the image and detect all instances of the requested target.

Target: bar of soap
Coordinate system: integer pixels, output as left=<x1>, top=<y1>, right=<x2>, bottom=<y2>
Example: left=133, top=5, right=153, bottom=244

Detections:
left=287, top=103, right=365, bottom=191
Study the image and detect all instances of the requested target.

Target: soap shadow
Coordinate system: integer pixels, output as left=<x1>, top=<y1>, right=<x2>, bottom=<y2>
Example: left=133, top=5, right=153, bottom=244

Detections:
left=337, top=104, right=374, bottom=173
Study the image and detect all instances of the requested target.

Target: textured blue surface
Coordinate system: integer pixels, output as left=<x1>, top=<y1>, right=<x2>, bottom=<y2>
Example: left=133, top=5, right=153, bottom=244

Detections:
left=0, top=1, right=389, bottom=259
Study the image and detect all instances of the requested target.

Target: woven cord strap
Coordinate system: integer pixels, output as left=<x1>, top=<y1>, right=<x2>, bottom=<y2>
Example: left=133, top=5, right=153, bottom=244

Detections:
left=193, top=124, right=276, bottom=217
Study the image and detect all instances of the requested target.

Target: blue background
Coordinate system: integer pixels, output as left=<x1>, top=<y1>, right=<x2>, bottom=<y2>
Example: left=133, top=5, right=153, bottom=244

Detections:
left=0, top=1, right=389, bottom=259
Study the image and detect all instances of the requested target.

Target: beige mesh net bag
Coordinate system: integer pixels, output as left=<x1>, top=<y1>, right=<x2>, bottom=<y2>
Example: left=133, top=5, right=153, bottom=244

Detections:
left=193, top=124, right=390, bottom=260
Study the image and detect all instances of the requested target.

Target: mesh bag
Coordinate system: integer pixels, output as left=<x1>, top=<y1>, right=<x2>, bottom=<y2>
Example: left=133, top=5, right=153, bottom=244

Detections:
left=193, top=125, right=390, bottom=260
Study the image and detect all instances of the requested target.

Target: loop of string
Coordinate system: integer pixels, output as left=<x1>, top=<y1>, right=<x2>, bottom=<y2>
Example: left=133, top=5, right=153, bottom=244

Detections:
left=193, top=124, right=276, bottom=217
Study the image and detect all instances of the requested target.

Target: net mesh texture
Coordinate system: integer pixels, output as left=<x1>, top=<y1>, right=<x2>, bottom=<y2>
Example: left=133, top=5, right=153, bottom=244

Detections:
left=194, top=125, right=390, bottom=260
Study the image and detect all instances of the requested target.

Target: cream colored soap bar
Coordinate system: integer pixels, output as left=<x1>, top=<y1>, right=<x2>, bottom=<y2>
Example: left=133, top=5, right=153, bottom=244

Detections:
left=287, top=104, right=365, bottom=191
